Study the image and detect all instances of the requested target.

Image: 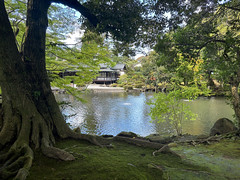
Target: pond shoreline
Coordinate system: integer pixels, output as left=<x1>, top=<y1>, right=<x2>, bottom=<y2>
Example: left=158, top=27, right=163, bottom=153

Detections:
left=87, top=84, right=125, bottom=92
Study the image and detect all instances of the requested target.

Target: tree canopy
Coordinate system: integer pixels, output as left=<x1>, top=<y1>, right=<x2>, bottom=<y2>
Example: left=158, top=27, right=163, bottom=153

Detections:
left=154, top=0, right=240, bottom=126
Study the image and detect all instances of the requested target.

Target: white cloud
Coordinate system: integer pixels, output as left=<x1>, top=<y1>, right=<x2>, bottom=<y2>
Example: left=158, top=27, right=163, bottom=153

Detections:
left=64, top=29, right=85, bottom=45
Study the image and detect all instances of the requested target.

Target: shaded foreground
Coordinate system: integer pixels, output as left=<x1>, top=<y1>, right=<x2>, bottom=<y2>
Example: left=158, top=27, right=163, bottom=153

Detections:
left=27, top=137, right=240, bottom=180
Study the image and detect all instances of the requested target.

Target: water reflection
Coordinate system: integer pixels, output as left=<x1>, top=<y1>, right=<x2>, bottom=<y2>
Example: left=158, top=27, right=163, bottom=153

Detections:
left=55, top=92, right=234, bottom=137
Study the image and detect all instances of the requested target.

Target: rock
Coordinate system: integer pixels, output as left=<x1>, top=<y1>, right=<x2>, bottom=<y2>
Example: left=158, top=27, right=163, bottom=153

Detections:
left=116, top=131, right=138, bottom=138
left=210, top=118, right=237, bottom=136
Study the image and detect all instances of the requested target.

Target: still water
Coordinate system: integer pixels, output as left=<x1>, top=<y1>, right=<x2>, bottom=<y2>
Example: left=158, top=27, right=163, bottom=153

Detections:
left=55, top=91, right=234, bottom=137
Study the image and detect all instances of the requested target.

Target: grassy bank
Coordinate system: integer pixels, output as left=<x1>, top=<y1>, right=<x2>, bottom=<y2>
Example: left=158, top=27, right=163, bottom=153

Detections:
left=27, top=138, right=240, bottom=180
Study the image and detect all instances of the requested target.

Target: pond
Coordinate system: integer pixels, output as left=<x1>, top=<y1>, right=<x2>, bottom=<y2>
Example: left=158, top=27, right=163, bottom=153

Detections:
left=55, top=91, right=234, bottom=137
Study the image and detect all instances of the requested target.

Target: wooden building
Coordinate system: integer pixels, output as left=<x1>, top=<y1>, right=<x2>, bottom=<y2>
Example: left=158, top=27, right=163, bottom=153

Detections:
left=93, top=64, right=126, bottom=84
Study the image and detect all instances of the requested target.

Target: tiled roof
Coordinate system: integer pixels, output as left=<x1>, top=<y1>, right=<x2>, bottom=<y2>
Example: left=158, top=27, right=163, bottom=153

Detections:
left=112, top=64, right=125, bottom=70
left=99, top=63, right=126, bottom=70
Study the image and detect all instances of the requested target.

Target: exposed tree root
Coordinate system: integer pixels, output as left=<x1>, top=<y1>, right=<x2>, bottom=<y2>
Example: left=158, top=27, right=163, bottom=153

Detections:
left=153, top=145, right=181, bottom=158
left=113, top=135, right=182, bottom=158
left=0, top=132, right=112, bottom=180
left=41, top=138, right=75, bottom=161
left=113, top=136, right=164, bottom=149
left=0, top=143, right=33, bottom=180
left=0, top=88, right=116, bottom=180
left=0, top=100, right=113, bottom=180
left=68, top=132, right=113, bottom=148
left=177, top=136, right=223, bottom=146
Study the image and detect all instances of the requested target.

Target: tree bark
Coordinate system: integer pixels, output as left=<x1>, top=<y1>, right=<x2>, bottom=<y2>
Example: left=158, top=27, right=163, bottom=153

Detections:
left=230, top=50, right=240, bottom=128
left=230, top=68, right=240, bottom=128
left=0, top=1, right=107, bottom=179
left=231, top=83, right=240, bottom=128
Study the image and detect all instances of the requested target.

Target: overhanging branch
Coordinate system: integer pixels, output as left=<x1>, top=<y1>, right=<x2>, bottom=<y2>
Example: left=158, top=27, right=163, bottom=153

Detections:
left=52, top=0, right=99, bottom=27
left=222, top=5, right=240, bottom=12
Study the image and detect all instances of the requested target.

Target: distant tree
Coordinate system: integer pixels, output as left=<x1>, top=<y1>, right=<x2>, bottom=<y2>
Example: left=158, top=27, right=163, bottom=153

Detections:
left=155, top=0, right=240, bottom=127
left=141, top=51, right=172, bottom=88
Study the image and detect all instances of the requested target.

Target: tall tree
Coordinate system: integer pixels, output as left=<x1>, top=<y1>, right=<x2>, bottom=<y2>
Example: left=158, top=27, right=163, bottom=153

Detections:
left=155, top=0, right=240, bottom=127
left=0, top=0, right=223, bottom=179
left=0, top=1, right=110, bottom=179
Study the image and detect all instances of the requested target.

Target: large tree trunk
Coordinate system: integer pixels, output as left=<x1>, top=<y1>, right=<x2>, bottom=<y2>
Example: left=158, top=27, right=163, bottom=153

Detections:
left=0, top=1, right=107, bottom=179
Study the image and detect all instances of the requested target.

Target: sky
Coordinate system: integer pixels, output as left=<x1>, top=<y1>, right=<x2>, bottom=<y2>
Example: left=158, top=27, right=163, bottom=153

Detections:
left=64, top=28, right=150, bottom=60
left=64, top=29, right=85, bottom=45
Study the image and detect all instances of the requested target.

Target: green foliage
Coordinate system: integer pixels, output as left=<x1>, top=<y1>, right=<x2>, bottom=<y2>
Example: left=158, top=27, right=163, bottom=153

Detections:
left=47, top=32, right=112, bottom=100
left=117, top=72, right=145, bottom=90
left=155, top=34, right=208, bottom=88
left=111, top=55, right=131, bottom=64
left=134, top=82, right=145, bottom=88
left=80, top=0, right=222, bottom=56
left=110, top=83, right=118, bottom=87
left=156, top=2, right=240, bottom=87
left=123, top=85, right=134, bottom=90
left=181, top=85, right=211, bottom=99
left=5, top=1, right=114, bottom=100
left=148, top=89, right=199, bottom=136
left=5, top=0, right=27, bottom=51
left=141, top=51, right=172, bottom=88
left=154, top=1, right=240, bottom=123
left=117, top=74, right=128, bottom=85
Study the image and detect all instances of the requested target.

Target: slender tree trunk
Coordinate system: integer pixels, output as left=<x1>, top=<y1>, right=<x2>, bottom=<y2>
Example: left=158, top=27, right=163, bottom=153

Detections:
left=230, top=49, right=240, bottom=128
left=231, top=82, right=240, bottom=128
left=230, top=48, right=240, bottom=128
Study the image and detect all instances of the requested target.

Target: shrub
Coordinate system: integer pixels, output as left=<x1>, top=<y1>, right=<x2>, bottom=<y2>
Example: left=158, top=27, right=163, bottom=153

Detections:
left=134, top=83, right=144, bottom=88
left=117, top=84, right=124, bottom=87
left=148, top=89, right=198, bottom=136
left=124, top=85, right=133, bottom=90
left=111, top=83, right=118, bottom=87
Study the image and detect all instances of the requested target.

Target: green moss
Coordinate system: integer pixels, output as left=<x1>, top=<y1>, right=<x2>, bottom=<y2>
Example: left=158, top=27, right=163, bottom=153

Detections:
left=28, top=139, right=208, bottom=180
left=172, top=139, right=240, bottom=179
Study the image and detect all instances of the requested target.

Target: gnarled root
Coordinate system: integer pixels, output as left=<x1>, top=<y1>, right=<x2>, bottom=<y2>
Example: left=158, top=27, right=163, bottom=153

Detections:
left=113, top=135, right=181, bottom=158
left=113, top=136, right=164, bottom=149
left=0, top=144, right=33, bottom=180
left=153, top=145, right=181, bottom=158
left=68, top=132, right=113, bottom=148
left=0, top=90, right=113, bottom=180
left=41, top=138, right=75, bottom=161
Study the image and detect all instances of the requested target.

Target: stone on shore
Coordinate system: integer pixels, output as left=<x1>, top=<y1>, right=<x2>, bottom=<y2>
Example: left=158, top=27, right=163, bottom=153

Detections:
left=210, top=118, right=237, bottom=136
left=116, top=131, right=138, bottom=138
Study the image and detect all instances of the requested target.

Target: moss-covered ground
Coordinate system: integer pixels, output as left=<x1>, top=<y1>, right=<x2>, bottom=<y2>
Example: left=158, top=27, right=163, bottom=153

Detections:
left=27, top=138, right=240, bottom=180
left=172, top=139, right=240, bottom=180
